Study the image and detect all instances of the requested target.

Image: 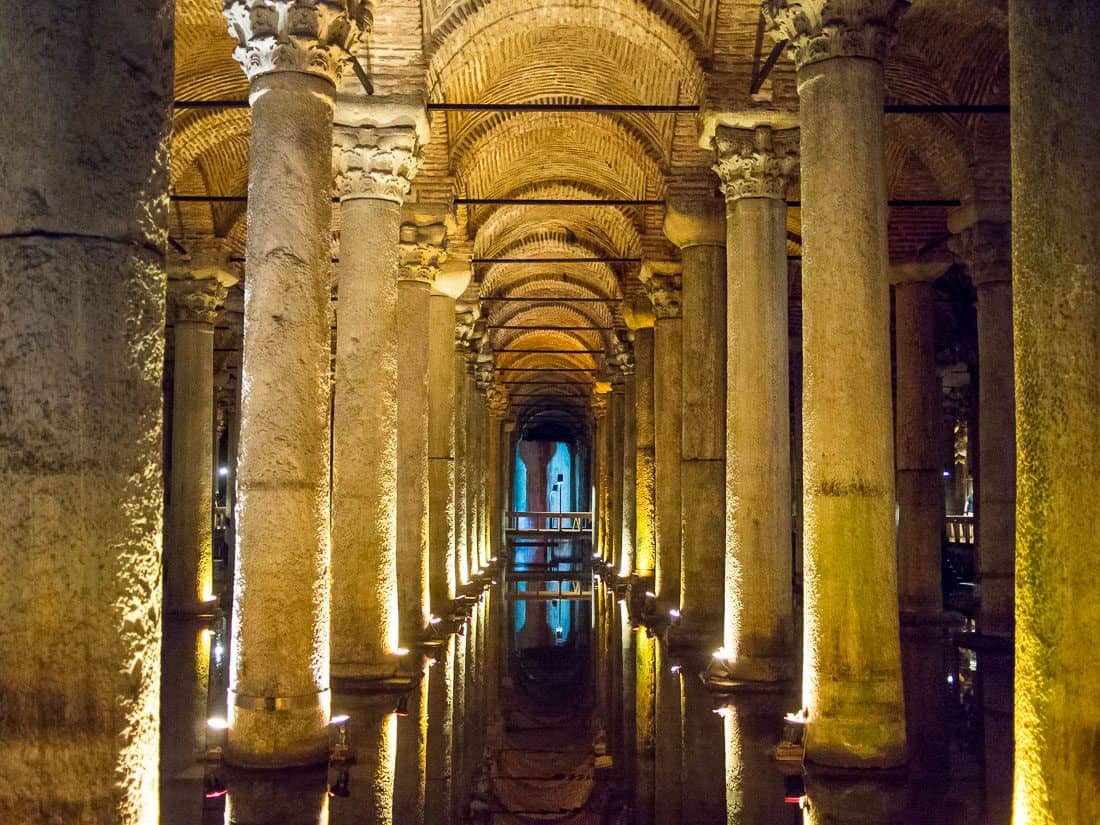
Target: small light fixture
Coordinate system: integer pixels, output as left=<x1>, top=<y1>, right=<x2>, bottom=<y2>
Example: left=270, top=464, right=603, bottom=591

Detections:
left=394, top=647, right=410, bottom=657
left=207, top=717, right=229, bottom=731
left=713, top=646, right=731, bottom=661
left=219, top=466, right=229, bottom=477
left=670, top=664, right=682, bottom=674
left=668, top=608, right=681, bottom=619
left=429, top=615, right=443, bottom=626
left=644, top=591, right=656, bottom=599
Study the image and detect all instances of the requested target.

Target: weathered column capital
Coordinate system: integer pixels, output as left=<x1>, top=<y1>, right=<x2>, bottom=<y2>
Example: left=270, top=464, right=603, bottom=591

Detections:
left=889, top=256, right=953, bottom=286
left=663, top=195, right=726, bottom=249
left=486, top=385, right=510, bottom=419
left=712, top=125, right=800, bottom=202
left=591, top=382, right=612, bottom=420
left=222, top=0, right=371, bottom=85
left=170, top=278, right=230, bottom=325
left=949, top=221, right=1011, bottom=286
left=397, top=220, right=447, bottom=284
left=455, top=305, right=477, bottom=350
left=434, top=256, right=472, bottom=300
left=622, top=293, right=656, bottom=330
left=333, top=124, right=421, bottom=203
left=639, top=261, right=683, bottom=319
left=762, top=0, right=908, bottom=69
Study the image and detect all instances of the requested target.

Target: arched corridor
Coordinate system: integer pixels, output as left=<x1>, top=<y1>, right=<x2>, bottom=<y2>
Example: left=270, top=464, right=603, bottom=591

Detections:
left=1, top=1, right=1099, bottom=824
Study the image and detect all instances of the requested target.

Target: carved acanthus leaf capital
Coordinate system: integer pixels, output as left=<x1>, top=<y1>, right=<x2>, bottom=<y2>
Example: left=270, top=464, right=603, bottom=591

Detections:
left=486, top=386, right=510, bottom=419
left=333, top=124, right=421, bottom=203
left=590, top=387, right=611, bottom=420
left=222, top=0, right=371, bottom=85
left=170, top=278, right=229, bottom=325
left=763, top=0, right=908, bottom=69
left=713, top=125, right=799, bottom=201
left=639, top=267, right=683, bottom=319
left=397, top=221, right=447, bottom=283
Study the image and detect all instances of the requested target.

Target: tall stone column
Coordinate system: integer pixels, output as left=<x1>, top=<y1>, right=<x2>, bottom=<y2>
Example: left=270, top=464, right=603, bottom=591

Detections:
left=641, top=265, right=684, bottom=611
left=472, top=379, right=490, bottom=572
left=222, top=0, right=366, bottom=768
left=454, top=311, right=475, bottom=587
left=1012, top=3, right=1100, bottom=821
left=891, top=259, right=952, bottom=616
left=951, top=221, right=1014, bottom=637
left=620, top=358, right=638, bottom=577
left=331, top=110, right=424, bottom=679
left=664, top=195, right=727, bottom=649
left=397, top=219, right=447, bottom=643
left=166, top=244, right=236, bottom=616
left=592, top=384, right=612, bottom=560
left=610, top=377, right=626, bottom=575
left=765, top=0, right=908, bottom=768
left=711, top=123, right=799, bottom=682
left=0, top=2, right=171, bottom=818
left=486, top=386, right=509, bottom=561
left=428, top=261, right=472, bottom=617
left=625, top=303, right=658, bottom=579
left=464, top=360, right=481, bottom=578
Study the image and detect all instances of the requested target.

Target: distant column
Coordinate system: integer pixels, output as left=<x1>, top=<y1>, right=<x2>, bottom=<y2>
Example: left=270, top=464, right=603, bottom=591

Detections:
left=626, top=298, right=658, bottom=579
left=620, top=357, right=638, bottom=578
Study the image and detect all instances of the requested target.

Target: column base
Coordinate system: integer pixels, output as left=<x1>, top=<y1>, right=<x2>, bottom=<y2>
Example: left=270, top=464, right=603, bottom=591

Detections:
left=804, top=713, right=908, bottom=770
left=164, top=599, right=221, bottom=620
left=704, top=654, right=794, bottom=691
left=666, top=614, right=722, bottom=654
left=225, top=689, right=332, bottom=769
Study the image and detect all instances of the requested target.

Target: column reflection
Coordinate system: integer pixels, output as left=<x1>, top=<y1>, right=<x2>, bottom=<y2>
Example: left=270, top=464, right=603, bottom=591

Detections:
left=721, top=693, right=798, bottom=825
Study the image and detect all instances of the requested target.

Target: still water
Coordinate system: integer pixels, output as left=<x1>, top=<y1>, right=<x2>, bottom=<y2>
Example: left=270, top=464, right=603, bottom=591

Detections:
left=160, top=580, right=998, bottom=824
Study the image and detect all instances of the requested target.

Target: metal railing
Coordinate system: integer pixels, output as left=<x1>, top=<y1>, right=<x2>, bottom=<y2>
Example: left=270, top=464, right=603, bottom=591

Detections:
left=504, top=511, right=593, bottom=533
left=946, top=514, right=975, bottom=544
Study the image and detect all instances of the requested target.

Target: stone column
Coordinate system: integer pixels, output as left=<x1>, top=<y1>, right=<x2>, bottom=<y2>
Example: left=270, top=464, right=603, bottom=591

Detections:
left=0, top=2, right=171, bottom=818
left=331, top=111, right=424, bottom=679
left=610, top=377, right=626, bottom=575
left=454, top=311, right=475, bottom=587
left=397, top=219, right=447, bottom=644
left=764, top=0, right=908, bottom=768
left=891, top=259, right=952, bottom=616
left=620, top=357, right=638, bottom=578
left=429, top=261, right=472, bottom=618
left=625, top=302, right=658, bottom=579
left=641, top=265, right=684, bottom=611
left=592, top=385, right=612, bottom=560
left=711, top=123, right=799, bottom=682
left=472, top=379, right=490, bottom=572
left=664, top=195, right=727, bottom=650
left=222, top=0, right=366, bottom=768
left=464, top=360, right=481, bottom=578
left=166, top=245, right=236, bottom=616
left=951, top=221, right=1014, bottom=637
left=486, top=386, right=509, bottom=561
left=1012, top=3, right=1100, bottom=821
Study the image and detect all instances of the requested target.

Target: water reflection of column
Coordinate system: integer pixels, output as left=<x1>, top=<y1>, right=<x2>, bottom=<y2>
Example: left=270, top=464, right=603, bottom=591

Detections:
left=654, top=642, right=683, bottom=825
left=225, top=769, right=330, bottom=824
left=721, top=693, right=790, bottom=824
left=330, top=697, right=395, bottom=825
left=393, top=676, right=429, bottom=825
left=451, top=628, right=468, bottom=822
left=681, top=670, right=726, bottom=824
left=425, top=636, right=456, bottom=824
left=800, top=774, right=905, bottom=825
left=161, top=622, right=214, bottom=820
left=635, top=634, right=657, bottom=825
left=621, top=610, right=637, bottom=813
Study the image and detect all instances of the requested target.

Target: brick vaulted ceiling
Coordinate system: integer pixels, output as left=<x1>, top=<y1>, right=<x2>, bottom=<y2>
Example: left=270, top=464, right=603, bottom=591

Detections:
left=170, top=0, right=1009, bottom=425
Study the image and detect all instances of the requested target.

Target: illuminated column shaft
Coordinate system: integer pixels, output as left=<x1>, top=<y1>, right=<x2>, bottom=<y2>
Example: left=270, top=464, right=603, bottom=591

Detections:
left=641, top=266, right=684, bottom=608
left=454, top=314, right=474, bottom=587
left=331, top=116, right=422, bottom=676
left=766, top=0, right=907, bottom=767
left=891, top=260, right=951, bottom=616
left=952, top=222, right=1014, bottom=636
left=0, top=2, right=170, bottom=818
left=486, top=388, right=509, bottom=560
left=620, top=364, right=638, bottom=576
left=713, top=124, right=799, bottom=680
left=465, top=363, right=480, bottom=578
left=632, top=322, right=657, bottom=576
left=166, top=259, right=233, bottom=615
left=428, top=261, right=469, bottom=615
left=1011, top=2, right=1100, bottom=821
left=610, top=379, right=626, bottom=573
left=665, top=197, right=727, bottom=648
left=223, top=1, right=365, bottom=768
left=592, top=386, right=612, bottom=559
left=477, top=390, right=491, bottom=569
left=397, top=222, right=446, bottom=644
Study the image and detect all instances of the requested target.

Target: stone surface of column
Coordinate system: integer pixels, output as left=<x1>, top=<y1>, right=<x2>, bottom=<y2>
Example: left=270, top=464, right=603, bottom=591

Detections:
left=222, top=0, right=367, bottom=767
left=712, top=123, right=799, bottom=681
left=951, top=222, right=1015, bottom=637
left=664, top=195, right=727, bottom=650
left=428, top=260, right=472, bottom=617
left=486, top=386, right=509, bottom=561
left=610, top=378, right=626, bottom=573
left=891, top=259, right=952, bottom=617
left=465, top=361, right=481, bottom=577
left=331, top=109, right=424, bottom=678
left=641, top=265, right=684, bottom=611
left=592, top=384, right=612, bottom=560
left=1011, top=2, right=1100, bottom=821
left=620, top=357, right=638, bottom=578
left=454, top=311, right=475, bottom=586
left=166, top=245, right=236, bottom=615
left=397, top=218, right=447, bottom=644
left=0, top=2, right=171, bottom=818
left=625, top=299, right=657, bottom=578
left=764, top=0, right=907, bottom=767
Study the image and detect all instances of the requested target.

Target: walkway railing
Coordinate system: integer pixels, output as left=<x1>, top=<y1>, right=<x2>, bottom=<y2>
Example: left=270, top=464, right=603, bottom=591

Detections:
left=504, top=511, right=593, bottom=534
left=946, top=514, right=975, bottom=544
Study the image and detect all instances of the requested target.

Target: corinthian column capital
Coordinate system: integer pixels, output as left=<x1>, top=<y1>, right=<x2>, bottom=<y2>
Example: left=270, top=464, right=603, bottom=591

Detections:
left=762, top=0, right=908, bottom=69
left=398, top=220, right=447, bottom=284
left=333, top=124, right=421, bottom=203
left=222, top=0, right=371, bottom=85
left=713, top=125, right=799, bottom=202
left=486, top=386, right=510, bottom=419
left=591, top=382, right=612, bottom=420
left=639, top=261, right=683, bottom=319
left=170, top=278, right=231, bottom=325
